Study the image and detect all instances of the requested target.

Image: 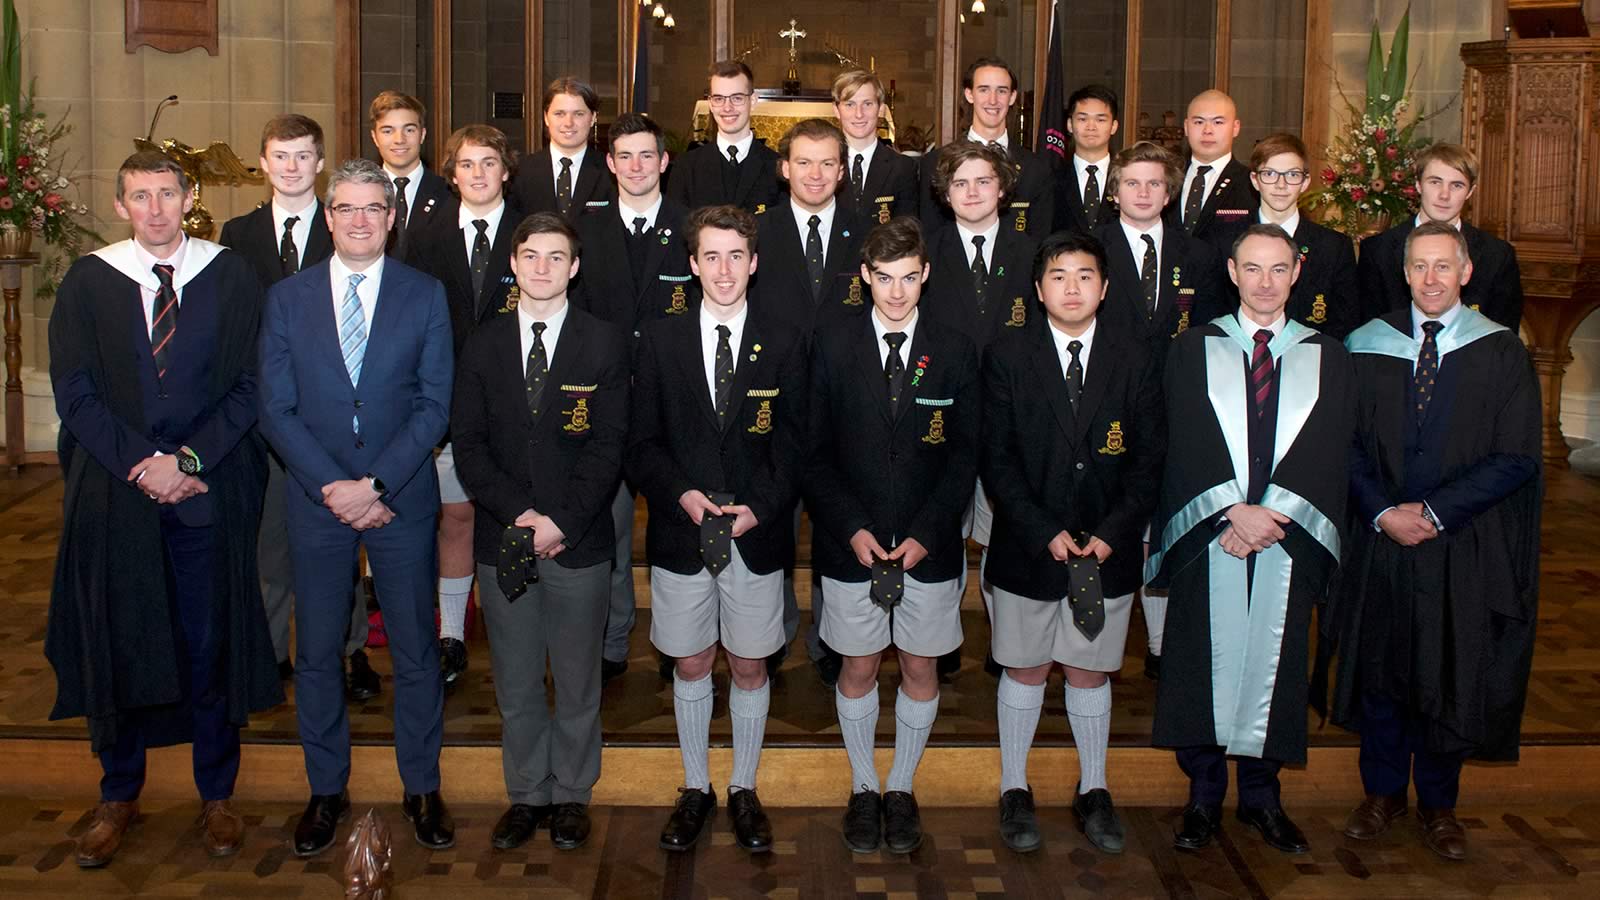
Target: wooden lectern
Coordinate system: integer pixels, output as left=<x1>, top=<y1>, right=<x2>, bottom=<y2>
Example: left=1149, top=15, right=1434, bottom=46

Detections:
left=1461, top=37, right=1600, bottom=465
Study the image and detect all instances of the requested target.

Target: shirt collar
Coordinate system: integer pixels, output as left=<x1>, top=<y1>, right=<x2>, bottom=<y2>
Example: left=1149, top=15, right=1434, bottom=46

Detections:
left=272, top=196, right=318, bottom=227
left=1190, top=153, right=1231, bottom=175
left=550, top=143, right=587, bottom=169
left=1048, top=316, right=1096, bottom=358
left=1259, top=206, right=1300, bottom=237
left=1411, top=299, right=1464, bottom=337
left=1415, top=213, right=1463, bottom=230
left=791, top=198, right=836, bottom=235
left=700, top=299, right=749, bottom=333
left=967, top=128, right=1009, bottom=149
left=519, top=295, right=571, bottom=334
left=1121, top=217, right=1163, bottom=249
left=331, top=252, right=385, bottom=288
left=458, top=199, right=506, bottom=234
left=871, top=306, right=918, bottom=348
left=849, top=139, right=878, bottom=171
left=1237, top=309, right=1287, bottom=338
left=133, top=234, right=187, bottom=273
left=956, top=218, right=1001, bottom=252
left=716, top=132, right=754, bottom=160
left=383, top=162, right=422, bottom=182
left=1074, top=152, right=1110, bottom=172
left=618, top=194, right=664, bottom=231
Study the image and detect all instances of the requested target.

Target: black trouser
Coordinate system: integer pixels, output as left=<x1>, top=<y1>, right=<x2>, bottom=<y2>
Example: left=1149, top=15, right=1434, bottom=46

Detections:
left=1176, top=746, right=1283, bottom=809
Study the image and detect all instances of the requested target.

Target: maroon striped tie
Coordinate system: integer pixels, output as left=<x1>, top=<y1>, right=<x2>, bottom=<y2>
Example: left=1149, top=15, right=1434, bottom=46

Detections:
left=1249, top=328, right=1274, bottom=416
left=150, top=263, right=178, bottom=380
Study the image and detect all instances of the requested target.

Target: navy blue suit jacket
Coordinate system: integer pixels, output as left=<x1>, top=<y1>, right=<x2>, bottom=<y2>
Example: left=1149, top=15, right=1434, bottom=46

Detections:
left=258, top=257, right=453, bottom=522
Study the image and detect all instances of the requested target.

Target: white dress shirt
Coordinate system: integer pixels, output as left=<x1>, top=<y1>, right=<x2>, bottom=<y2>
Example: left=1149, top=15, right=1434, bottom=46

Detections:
left=132, top=236, right=189, bottom=336
left=1182, top=153, right=1231, bottom=211
left=792, top=198, right=837, bottom=259
left=1410, top=298, right=1464, bottom=348
left=1259, top=206, right=1301, bottom=239
left=518, top=298, right=570, bottom=375
left=383, top=162, right=423, bottom=225
left=957, top=219, right=1001, bottom=269
left=1048, top=317, right=1096, bottom=381
left=1074, top=153, right=1110, bottom=205
left=1237, top=309, right=1287, bottom=339
left=458, top=200, right=507, bottom=261
left=330, top=253, right=384, bottom=332
left=1414, top=213, right=1463, bottom=229
left=1120, top=219, right=1164, bottom=306
left=550, top=144, right=587, bottom=191
left=618, top=194, right=663, bottom=233
left=872, top=307, right=920, bottom=368
left=849, top=139, right=878, bottom=187
left=700, top=301, right=749, bottom=404
left=271, top=197, right=317, bottom=263
left=716, top=132, right=755, bottom=163
left=967, top=128, right=1009, bottom=150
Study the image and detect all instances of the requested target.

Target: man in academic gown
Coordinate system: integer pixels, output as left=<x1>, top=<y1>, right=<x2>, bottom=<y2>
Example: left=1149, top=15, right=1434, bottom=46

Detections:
left=667, top=60, right=782, bottom=214
left=1354, top=143, right=1523, bottom=330
left=219, top=113, right=378, bottom=699
left=1167, top=90, right=1258, bottom=243
left=1208, top=133, right=1360, bottom=340
left=1330, top=221, right=1540, bottom=862
left=833, top=70, right=919, bottom=227
left=511, top=76, right=616, bottom=221
left=47, top=151, right=281, bottom=867
left=917, top=57, right=1055, bottom=238
left=1147, top=224, right=1356, bottom=855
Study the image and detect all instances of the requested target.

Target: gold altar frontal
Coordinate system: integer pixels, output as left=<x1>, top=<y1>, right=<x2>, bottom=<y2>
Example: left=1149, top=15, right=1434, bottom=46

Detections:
left=691, top=90, right=896, bottom=145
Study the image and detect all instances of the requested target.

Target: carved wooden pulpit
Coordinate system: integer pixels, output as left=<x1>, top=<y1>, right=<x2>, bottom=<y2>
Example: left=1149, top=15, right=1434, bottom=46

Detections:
left=1461, top=38, right=1600, bottom=465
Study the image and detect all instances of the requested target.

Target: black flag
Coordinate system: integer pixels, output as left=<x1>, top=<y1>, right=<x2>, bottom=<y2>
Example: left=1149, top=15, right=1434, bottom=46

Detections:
left=1035, top=0, right=1066, bottom=160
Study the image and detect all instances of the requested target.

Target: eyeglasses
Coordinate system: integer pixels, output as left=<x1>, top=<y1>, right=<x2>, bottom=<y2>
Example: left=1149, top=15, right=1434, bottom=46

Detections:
left=330, top=203, right=389, bottom=220
left=1256, top=168, right=1309, bottom=185
left=708, top=93, right=751, bottom=108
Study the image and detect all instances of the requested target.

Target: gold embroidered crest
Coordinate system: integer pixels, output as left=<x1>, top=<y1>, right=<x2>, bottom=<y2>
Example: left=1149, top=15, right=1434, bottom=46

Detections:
left=845, top=276, right=863, bottom=306
left=1309, top=293, right=1327, bottom=324
left=878, top=201, right=891, bottom=225
left=920, top=410, right=947, bottom=445
left=1014, top=208, right=1027, bottom=232
left=666, top=284, right=688, bottom=315
left=1004, top=297, right=1026, bottom=327
left=561, top=398, right=591, bottom=434
left=1172, top=309, right=1190, bottom=336
left=747, top=400, right=773, bottom=435
left=497, top=286, right=520, bottom=313
left=1097, top=420, right=1126, bottom=455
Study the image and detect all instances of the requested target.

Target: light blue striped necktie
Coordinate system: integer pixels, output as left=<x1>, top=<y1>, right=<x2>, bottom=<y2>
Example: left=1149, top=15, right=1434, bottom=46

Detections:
left=338, top=272, right=367, bottom=430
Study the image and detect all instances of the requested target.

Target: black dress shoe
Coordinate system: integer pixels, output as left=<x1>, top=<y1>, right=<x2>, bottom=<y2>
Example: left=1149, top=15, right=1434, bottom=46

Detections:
left=439, top=638, right=468, bottom=689
left=936, top=648, right=962, bottom=680
left=814, top=651, right=843, bottom=688
left=727, top=788, right=773, bottom=852
left=293, top=791, right=349, bottom=857
left=998, top=787, right=1041, bottom=852
left=278, top=658, right=294, bottom=681
left=401, top=790, right=456, bottom=849
left=346, top=649, right=381, bottom=702
left=1173, top=802, right=1222, bottom=851
left=882, top=791, right=922, bottom=854
left=1236, top=805, right=1310, bottom=854
left=549, top=802, right=590, bottom=850
left=601, top=658, right=629, bottom=685
left=491, top=803, right=548, bottom=850
left=659, top=786, right=717, bottom=851
left=841, top=790, right=882, bottom=853
left=1072, top=787, right=1125, bottom=854
left=765, top=644, right=789, bottom=678
left=1144, top=651, right=1162, bottom=681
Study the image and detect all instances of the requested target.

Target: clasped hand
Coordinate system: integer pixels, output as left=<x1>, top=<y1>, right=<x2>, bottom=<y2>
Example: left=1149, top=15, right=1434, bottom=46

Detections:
left=127, top=454, right=207, bottom=504
left=1219, top=504, right=1291, bottom=559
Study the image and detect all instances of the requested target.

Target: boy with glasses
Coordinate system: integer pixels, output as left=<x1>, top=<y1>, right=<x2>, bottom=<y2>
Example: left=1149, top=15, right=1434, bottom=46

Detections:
left=667, top=61, right=782, bottom=214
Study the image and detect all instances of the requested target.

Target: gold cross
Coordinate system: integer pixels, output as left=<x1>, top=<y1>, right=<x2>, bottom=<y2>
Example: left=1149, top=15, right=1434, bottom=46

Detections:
left=780, top=19, right=807, bottom=53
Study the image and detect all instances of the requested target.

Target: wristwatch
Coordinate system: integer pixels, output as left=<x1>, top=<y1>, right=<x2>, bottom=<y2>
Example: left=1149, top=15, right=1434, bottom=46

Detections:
left=366, top=473, right=388, bottom=498
left=177, top=446, right=202, bottom=475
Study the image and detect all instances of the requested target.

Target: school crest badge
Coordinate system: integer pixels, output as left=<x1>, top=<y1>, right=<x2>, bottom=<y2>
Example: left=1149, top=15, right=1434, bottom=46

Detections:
left=562, top=398, right=591, bottom=434
left=1005, top=297, right=1027, bottom=328
left=747, top=400, right=773, bottom=435
left=1097, top=420, right=1126, bottom=455
left=920, top=410, right=947, bottom=445
left=845, top=276, right=863, bottom=306
left=1309, top=293, right=1327, bottom=324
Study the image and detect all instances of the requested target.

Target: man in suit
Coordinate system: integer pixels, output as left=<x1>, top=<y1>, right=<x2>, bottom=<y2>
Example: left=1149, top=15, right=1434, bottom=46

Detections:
left=982, top=232, right=1165, bottom=854
left=1334, top=223, right=1540, bottom=862
left=667, top=60, right=782, bottom=214
left=807, top=217, right=979, bottom=855
left=628, top=204, right=806, bottom=854
left=917, top=57, right=1055, bottom=238
left=1052, top=85, right=1122, bottom=235
left=1209, top=133, right=1360, bottom=339
left=412, top=124, right=523, bottom=689
left=47, top=151, right=281, bottom=867
left=1354, top=143, right=1523, bottom=330
left=1170, top=90, right=1258, bottom=242
left=1094, top=140, right=1226, bottom=680
left=573, top=112, right=697, bottom=684
left=258, top=158, right=455, bottom=857
left=512, top=77, right=615, bottom=222
left=370, top=90, right=453, bottom=264
left=452, top=213, right=629, bottom=851
left=219, top=114, right=379, bottom=700
left=833, top=70, right=918, bottom=227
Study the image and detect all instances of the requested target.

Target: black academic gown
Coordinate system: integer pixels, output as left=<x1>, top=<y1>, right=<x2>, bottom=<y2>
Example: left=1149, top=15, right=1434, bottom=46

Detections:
left=45, top=248, right=282, bottom=751
left=1146, top=317, right=1356, bottom=763
left=1329, top=308, right=1541, bottom=762
left=1209, top=212, right=1362, bottom=340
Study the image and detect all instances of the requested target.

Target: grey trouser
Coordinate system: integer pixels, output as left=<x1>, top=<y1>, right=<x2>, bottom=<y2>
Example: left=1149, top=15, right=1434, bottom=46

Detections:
left=602, top=483, right=637, bottom=663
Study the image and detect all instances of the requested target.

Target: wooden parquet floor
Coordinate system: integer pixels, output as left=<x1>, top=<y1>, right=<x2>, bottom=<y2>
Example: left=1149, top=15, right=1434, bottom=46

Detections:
left=2, top=466, right=1597, bottom=748
left=0, top=794, right=1597, bottom=898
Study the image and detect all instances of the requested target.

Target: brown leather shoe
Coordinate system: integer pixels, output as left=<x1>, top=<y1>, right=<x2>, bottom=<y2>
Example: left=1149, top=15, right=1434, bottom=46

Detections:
left=1343, top=793, right=1408, bottom=840
left=74, top=801, right=139, bottom=868
left=1418, top=807, right=1467, bottom=861
left=200, top=799, right=245, bottom=857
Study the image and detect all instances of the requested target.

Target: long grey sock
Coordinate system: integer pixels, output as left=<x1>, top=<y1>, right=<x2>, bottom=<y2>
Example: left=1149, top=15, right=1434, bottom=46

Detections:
left=1066, top=680, right=1112, bottom=793
left=885, top=689, right=939, bottom=794
left=673, top=672, right=713, bottom=791
left=727, top=679, right=770, bottom=793
left=997, top=672, right=1045, bottom=794
left=835, top=685, right=881, bottom=793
